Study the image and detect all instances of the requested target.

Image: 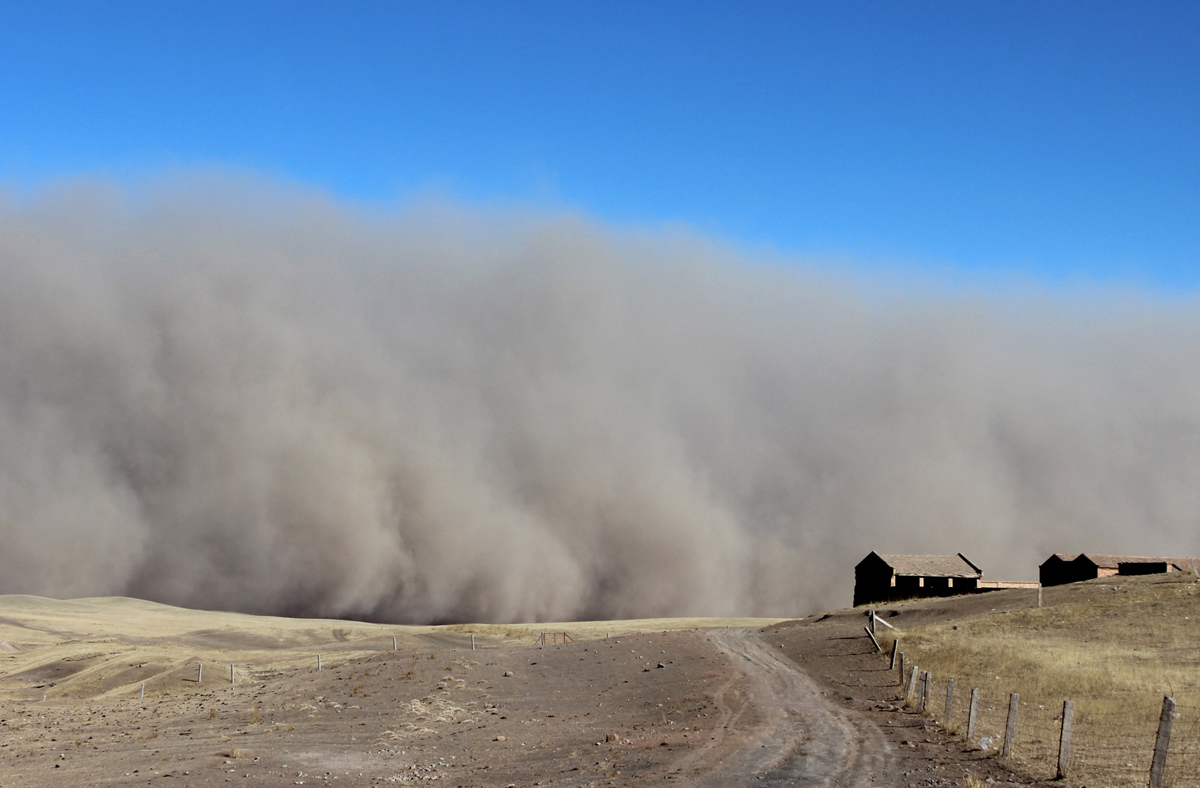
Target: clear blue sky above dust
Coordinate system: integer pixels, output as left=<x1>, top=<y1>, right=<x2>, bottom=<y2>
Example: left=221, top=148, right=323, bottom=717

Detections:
left=2, top=1, right=1197, bottom=288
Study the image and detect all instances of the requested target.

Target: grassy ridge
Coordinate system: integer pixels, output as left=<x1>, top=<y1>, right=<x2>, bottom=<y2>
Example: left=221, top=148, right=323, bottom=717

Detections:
left=0, top=594, right=782, bottom=701
left=882, top=573, right=1200, bottom=786
left=890, top=573, right=1200, bottom=704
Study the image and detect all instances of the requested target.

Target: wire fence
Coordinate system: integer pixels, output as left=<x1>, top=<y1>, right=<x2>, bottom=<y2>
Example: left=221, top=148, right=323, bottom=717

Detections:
left=895, top=660, right=1195, bottom=788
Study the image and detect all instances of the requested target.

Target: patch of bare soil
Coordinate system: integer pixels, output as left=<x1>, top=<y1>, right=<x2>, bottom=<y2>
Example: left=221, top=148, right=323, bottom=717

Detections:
left=690, top=629, right=891, bottom=787
left=763, top=591, right=1062, bottom=788
left=0, top=628, right=771, bottom=787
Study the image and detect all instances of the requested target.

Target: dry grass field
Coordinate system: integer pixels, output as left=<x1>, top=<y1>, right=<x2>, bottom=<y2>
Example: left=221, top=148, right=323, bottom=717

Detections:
left=0, top=594, right=787, bottom=787
left=873, top=574, right=1200, bottom=788
left=0, top=594, right=777, bottom=703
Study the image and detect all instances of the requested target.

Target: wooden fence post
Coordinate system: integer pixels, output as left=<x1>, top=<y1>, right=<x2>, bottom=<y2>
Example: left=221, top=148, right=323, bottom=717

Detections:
left=918, top=671, right=930, bottom=713
left=904, top=665, right=919, bottom=706
left=1002, top=692, right=1019, bottom=759
left=864, top=626, right=882, bottom=652
left=1056, top=699, right=1074, bottom=779
left=944, top=679, right=955, bottom=726
left=966, top=688, right=979, bottom=744
left=1148, top=696, right=1177, bottom=788
left=897, top=652, right=905, bottom=683
left=197, top=663, right=202, bottom=683
left=869, top=609, right=876, bottom=634
left=890, top=639, right=899, bottom=670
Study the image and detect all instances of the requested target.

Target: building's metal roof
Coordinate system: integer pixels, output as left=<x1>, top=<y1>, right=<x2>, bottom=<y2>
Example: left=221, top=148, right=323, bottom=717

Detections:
left=1077, top=553, right=1195, bottom=570
left=875, top=553, right=982, bottom=578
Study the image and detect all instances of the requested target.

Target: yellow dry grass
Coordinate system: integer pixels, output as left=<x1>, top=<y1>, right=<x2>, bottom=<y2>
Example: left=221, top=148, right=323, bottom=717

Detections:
left=886, top=574, right=1200, bottom=707
left=883, top=574, right=1200, bottom=787
left=0, top=593, right=784, bottom=703
left=442, top=616, right=784, bottom=643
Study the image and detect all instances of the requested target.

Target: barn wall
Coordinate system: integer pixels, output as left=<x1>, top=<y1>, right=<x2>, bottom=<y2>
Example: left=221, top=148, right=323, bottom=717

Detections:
left=1117, top=561, right=1180, bottom=576
left=853, top=553, right=894, bottom=606
left=1040, top=557, right=1096, bottom=587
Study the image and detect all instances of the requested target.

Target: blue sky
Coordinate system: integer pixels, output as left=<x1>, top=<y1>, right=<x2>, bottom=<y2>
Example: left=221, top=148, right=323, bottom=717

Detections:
left=2, top=1, right=1198, bottom=287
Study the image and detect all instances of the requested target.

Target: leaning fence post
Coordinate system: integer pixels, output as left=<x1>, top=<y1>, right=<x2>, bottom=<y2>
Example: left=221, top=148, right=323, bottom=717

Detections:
left=944, top=679, right=955, bottom=726
left=1002, top=692, right=1019, bottom=758
left=890, top=639, right=899, bottom=670
left=918, top=671, right=930, bottom=713
left=966, top=688, right=979, bottom=743
left=1056, top=699, right=1075, bottom=779
left=864, top=626, right=882, bottom=652
left=904, top=665, right=919, bottom=705
left=1148, top=696, right=1177, bottom=788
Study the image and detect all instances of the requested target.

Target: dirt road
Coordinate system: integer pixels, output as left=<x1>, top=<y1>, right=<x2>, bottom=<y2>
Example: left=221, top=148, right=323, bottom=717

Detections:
left=680, top=629, right=892, bottom=788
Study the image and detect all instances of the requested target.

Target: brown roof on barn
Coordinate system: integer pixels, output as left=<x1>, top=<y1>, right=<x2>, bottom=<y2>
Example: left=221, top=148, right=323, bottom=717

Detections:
left=876, top=553, right=982, bottom=578
left=1070, top=554, right=1195, bottom=570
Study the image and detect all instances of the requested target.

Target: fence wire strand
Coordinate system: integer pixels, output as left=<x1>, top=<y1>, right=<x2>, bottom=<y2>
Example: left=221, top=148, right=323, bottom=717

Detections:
left=1165, top=709, right=1200, bottom=788
left=894, top=663, right=1196, bottom=788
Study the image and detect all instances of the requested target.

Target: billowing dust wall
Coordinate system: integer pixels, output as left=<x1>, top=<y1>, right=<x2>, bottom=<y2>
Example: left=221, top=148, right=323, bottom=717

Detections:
left=0, top=179, right=1198, bottom=622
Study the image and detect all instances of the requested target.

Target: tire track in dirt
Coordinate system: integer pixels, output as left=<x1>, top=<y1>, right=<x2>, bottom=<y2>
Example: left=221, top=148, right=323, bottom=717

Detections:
left=678, top=629, right=893, bottom=788
left=664, top=648, right=752, bottom=779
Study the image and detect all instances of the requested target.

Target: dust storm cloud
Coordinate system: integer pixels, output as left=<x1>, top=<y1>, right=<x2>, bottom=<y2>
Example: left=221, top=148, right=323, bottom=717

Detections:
left=0, top=180, right=1197, bottom=623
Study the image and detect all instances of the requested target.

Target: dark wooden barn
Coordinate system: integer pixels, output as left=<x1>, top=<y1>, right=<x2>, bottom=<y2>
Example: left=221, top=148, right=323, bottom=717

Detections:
left=854, top=552, right=983, bottom=606
left=1039, top=553, right=1197, bottom=587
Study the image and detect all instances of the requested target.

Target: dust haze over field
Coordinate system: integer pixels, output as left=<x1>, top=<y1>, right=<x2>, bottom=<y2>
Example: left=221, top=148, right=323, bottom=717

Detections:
left=0, top=176, right=1197, bottom=624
